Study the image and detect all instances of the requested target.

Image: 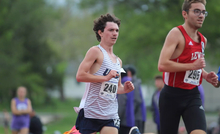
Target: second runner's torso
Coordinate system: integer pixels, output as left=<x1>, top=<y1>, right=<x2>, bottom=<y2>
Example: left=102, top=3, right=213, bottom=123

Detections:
left=163, top=25, right=205, bottom=89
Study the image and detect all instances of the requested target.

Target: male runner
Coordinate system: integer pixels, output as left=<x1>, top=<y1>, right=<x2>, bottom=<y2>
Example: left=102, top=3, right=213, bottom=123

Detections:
left=158, top=0, right=219, bottom=134
left=75, top=14, right=138, bottom=134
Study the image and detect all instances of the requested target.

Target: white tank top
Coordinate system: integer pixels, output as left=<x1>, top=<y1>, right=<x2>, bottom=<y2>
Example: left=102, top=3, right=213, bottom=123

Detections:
left=77, top=45, right=121, bottom=120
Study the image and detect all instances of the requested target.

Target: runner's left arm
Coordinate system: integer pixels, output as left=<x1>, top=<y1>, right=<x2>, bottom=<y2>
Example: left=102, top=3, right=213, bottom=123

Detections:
left=202, top=38, right=218, bottom=87
left=202, top=69, right=218, bottom=87
left=20, top=99, right=32, bottom=114
left=117, top=58, right=134, bottom=94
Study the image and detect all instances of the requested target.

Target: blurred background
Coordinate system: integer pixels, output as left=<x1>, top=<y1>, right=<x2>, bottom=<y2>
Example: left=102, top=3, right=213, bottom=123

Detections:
left=0, top=0, right=220, bottom=133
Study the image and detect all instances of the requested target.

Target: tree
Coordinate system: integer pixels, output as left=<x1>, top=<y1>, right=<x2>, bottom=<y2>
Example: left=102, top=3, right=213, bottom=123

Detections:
left=0, top=0, right=63, bottom=106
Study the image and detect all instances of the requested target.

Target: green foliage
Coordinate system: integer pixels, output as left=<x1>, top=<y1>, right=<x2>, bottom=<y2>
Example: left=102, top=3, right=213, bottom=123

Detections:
left=200, top=1, right=220, bottom=65
left=0, top=0, right=64, bottom=105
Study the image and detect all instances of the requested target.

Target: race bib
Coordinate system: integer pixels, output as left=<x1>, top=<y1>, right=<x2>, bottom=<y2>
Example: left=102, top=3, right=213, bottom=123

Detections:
left=184, top=69, right=202, bottom=85
left=99, top=82, right=118, bottom=99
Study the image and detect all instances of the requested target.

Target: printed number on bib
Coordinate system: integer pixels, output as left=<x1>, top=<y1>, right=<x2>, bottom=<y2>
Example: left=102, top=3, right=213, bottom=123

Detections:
left=99, top=82, right=117, bottom=99
left=184, top=69, right=202, bottom=85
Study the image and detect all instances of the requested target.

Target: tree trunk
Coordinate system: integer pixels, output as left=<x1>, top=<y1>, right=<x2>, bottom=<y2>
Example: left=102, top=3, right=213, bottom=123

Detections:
left=59, top=86, right=65, bottom=101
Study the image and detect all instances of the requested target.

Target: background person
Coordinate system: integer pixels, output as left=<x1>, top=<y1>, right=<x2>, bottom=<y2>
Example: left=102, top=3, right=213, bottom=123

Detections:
left=29, top=110, right=43, bottom=134
left=198, top=84, right=205, bottom=106
left=11, top=86, right=32, bottom=134
left=151, top=75, right=164, bottom=134
left=3, top=109, right=11, bottom=134
left=118, top=69, right=134, bottom=134
left=118, top=65, right=146, bottom=134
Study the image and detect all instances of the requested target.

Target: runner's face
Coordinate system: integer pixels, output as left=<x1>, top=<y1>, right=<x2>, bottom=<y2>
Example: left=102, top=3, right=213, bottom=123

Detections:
left=100, top=22, right=119, bottom=45
left=17, top=87, right=27, bottom=99
left=186, top=3, right=206, bottom=29
left=155, top=79, right=164, bottom=89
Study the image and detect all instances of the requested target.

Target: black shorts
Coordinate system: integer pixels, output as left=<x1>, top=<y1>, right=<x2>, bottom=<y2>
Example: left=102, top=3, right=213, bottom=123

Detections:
left=75, top=109, right=120, bottom=134
left=159, top=85, right=206, bottom=134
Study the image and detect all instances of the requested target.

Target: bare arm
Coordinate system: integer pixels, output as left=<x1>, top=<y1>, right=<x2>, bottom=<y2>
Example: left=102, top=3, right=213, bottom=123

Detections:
left=117, top=77, right=125, bottom=94
left=11, top=99, right=32, bottom=115
left=21, top=99, right=32, bottom=114
left=117, top=58, right=134, bottom=94
left=203, top=69, right=219, bottom=87
left=11, top=99, right=22, bottom=115
left=202, top=39, right=219, bottom=87
left=117, top=58, right=125, bottom=94
left=202, top=69, right=208, bottom=79
left=76, top=47, right=112, bottom=83
left=158, top=28, right=205, bottom=72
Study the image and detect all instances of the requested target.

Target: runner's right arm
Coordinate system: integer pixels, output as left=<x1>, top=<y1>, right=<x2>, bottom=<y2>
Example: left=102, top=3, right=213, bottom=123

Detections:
left=11, top=99, right=23, bottom=115
left=76, top=47, right=118, bottom=83
left=11, top=99, right=32, bottom=115
left=158, top=28, right=205, bottom=72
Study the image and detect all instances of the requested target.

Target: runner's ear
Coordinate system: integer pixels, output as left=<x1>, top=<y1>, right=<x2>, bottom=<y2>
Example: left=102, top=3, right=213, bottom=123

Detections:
left=98, top=30, right=102, bottom=37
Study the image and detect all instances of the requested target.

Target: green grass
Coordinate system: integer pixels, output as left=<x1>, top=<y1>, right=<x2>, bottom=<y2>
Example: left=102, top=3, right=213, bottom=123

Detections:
left=38, top=99, right=81, bottom=134
left=45, top=114, right=78, bottom=134
left=1, top=99, right=219, bottom=134
left=0, top=127, right=4, bottom=133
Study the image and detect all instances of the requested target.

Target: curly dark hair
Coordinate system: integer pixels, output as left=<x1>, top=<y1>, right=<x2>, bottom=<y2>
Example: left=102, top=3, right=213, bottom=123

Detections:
left=93, top=13, right=121, bottom=42
left=182, top=0, right=206, bottom=12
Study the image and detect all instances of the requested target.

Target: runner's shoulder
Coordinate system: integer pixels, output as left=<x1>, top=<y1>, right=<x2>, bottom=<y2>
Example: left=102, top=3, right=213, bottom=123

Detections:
left=87, top=46, right=102, bottom=55
left=165, top=27, right=183, bottom=44
left=168, top=27, right=182, bottom=37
